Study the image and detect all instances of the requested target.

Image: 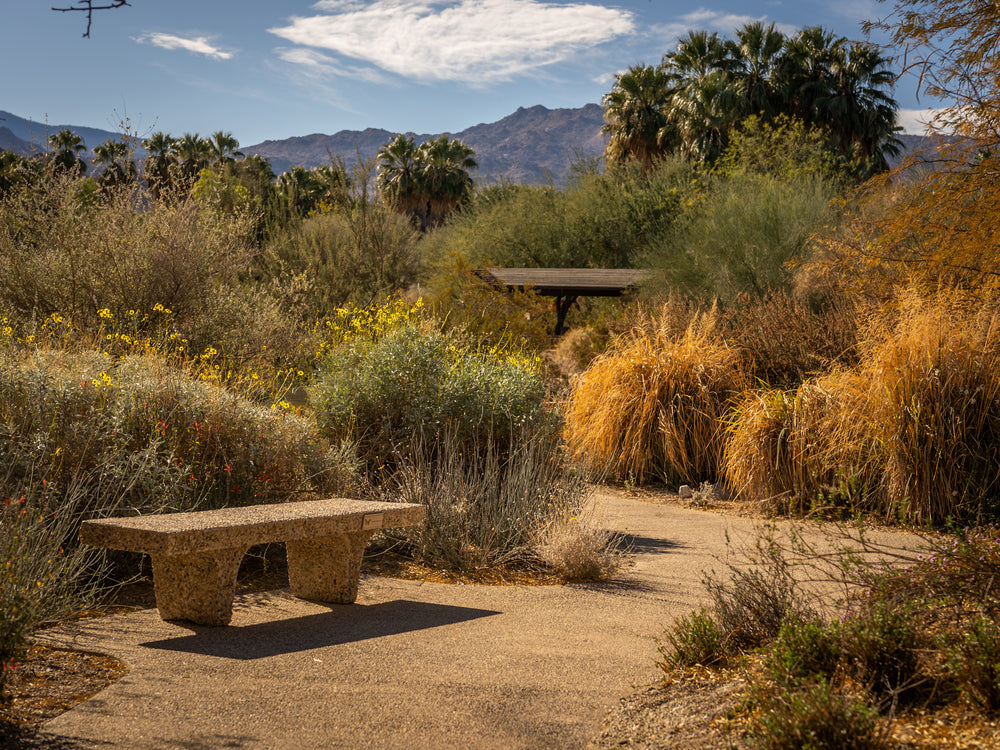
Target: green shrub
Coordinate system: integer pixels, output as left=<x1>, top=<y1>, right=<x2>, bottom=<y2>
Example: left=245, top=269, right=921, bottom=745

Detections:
left=660, top=608, right=726, bottom=667
left=748, top=678, right=885, bottom=750
left=0, top=476, right=105, bottom=703
left=947, top=615, right=1000, bottom=711
left=764, top=613, right=843, bottom=688
left=262, top=202, right=419, bottom=313
left=310, top=323, right=551, bottom=478
left=839, top=599, right=925, bottom=702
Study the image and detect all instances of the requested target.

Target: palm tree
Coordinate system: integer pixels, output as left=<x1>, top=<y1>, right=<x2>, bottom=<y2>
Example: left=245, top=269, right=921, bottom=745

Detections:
left=207, top=131, right=243, bottom=167
left=418, top=135, right=477, bottom=228
left=46, top=128, right=87, bottom=176
left=671, top=70, right=742, bottom=163
left=601, top=64, right=674, bottom=170
left=377, top=134, right=427, bottom=220
left=142, top=131, right=176, bottom=200
left=729, top=21, right=786, bottom=119
left=92, top=138, right=136, bottom=191
left=277, top=165, right=321, bottom=216
left=169, top=133, right=210, bottom=192
left=821, top=43, right=902, bottom=172
left=778, top=27, right=846, bottom=126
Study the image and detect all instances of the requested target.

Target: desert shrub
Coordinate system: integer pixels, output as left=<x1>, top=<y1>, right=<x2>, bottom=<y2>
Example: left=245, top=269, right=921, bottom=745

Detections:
left=386, top=426, right=587, bottom=573
left=564, top=310, right=747, bottom=484
left=534, top=507, right=622, bottom=581
left=764, top=613, right=843, bottom=688
left=310, top=322, right=551, bottom=479
left=717, top=290, right=861, bottom=387
left=422, top=157, right=692, bottom=271
left=0, top=474, right=106, bottom=703
left=0, top=171, right=255, bottom=324
left=649, top=169, right=836, bottom=301
left=947, top=615, right=1000, bottom=711
left=747, top=678, right=885, bottom=750
left=839, top=599, right=926, bottom=703
left=0, top=348, right=353, bottom=515
left=424, top=266, right=553, bottom=355
left=704, top=544, right=806, bottom=652
left=263, top=201, right=419, bottom=313
left=660, top=608, right=726, bottom=667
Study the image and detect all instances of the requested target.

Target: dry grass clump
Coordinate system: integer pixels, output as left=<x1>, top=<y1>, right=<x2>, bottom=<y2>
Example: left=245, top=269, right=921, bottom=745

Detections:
left=564, top=310, right=747, bottom=485
left=858, top=291, right=1000, bottom=524
left=724, top=288, right=1000, bottom=524
left=723, top=374, right=874, bottom=516
left=534, top=506, right=624, bottom=581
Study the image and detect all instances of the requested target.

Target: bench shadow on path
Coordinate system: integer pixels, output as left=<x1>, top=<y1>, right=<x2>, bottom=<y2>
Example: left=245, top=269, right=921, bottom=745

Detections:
left=139, top=599, right=500, bottom=660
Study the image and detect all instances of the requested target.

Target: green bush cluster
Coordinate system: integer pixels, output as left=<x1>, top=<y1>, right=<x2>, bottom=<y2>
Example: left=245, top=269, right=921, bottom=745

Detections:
left=0, top=349, right=353, bottom=515
left=661, top=524, right=1000, bottom=747
left=310, top=323, right=551, bottom=478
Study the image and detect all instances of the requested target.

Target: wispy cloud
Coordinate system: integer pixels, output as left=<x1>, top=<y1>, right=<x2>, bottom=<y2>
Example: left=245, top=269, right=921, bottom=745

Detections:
left=269, top=0, right=635, bottom=85
left=649, top=8, right=797, bottom=49
left=897, top=107, right=951, bottom=135
left=274, top=47, right=391, bottom=86
left=134, top=32, right=234, bottom=60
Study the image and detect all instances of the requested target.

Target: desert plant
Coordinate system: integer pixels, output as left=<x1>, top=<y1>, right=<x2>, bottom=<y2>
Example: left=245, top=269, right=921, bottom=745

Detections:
left=660, top=608, right=726, bottom=667
left=747, top=677, right=886, bottom=750
left=947, top=615, right=1000, bottom=711
left=310, top=322, right=551, bottom=479
left=839, top=599, right=926, bottom=703
left=534, top=507, right=622, bottom=581
left=0, top=476, right=107, bottom=703
left=385, top=426, right=586, bottom=573
left=763, top=613, right=843, bottom=688
left=564, top=309, right=747, bottom=484
left=0, top=348, right=353, bottom=515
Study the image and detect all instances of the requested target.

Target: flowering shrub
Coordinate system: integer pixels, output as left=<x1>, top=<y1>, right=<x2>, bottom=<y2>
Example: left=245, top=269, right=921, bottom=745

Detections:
left=0, top=349, right=355, bottom=515
left=310, top=321, right=551, bottom=478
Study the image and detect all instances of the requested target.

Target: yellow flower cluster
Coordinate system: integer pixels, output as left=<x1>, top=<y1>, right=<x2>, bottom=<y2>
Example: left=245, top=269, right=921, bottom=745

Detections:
left=314, top=296, right=424, bottom=359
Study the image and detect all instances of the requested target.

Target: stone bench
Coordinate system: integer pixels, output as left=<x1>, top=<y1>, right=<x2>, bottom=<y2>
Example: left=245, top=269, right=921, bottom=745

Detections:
left=80, top=498, right=425, bottom=626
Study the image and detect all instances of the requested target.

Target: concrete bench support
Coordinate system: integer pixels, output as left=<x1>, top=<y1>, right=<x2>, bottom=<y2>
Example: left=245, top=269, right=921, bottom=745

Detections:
left=151, top=547, right=248, bottom=626
left=81, top=498, right=424, bottom=626
left=286, top=531, right=373, bottom=603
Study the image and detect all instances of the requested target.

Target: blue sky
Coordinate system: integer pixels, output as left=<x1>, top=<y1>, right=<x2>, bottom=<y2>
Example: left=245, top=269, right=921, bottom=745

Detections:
left=3, top=0, right=935, bottom=147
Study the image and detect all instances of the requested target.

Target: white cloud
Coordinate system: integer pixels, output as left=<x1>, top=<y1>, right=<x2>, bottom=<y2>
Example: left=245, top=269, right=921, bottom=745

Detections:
left=269, top=0, right=635, bottom=84
left=275, top=47, right=391, bottom=86
left=134, top=33, right=234, bottom=60
left=896, top=107, right=949, bottom=135
left=650, top=8, right=798, bottom=48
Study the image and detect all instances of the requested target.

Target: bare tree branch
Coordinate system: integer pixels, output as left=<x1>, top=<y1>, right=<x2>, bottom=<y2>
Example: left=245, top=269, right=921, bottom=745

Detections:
left=52, top=0, right=130, bottom=39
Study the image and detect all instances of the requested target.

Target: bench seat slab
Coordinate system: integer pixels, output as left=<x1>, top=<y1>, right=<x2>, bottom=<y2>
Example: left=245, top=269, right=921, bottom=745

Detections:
left=151, top=546, right=248, bottom=626
left=286, top=531, right=374, bottom=604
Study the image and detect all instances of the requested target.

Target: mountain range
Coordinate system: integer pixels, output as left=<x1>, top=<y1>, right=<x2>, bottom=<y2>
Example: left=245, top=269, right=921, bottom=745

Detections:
left=0, top=105, right=608, bottom=184
left=2, top=105, right=937, bottom=184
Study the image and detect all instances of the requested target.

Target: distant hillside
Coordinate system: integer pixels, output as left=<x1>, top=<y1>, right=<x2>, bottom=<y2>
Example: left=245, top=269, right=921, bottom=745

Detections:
left=0, top=111, right=121, bottom=156
left=2, top=105, right=950, bottom=184
left=243, top=103, right=609, bottom=184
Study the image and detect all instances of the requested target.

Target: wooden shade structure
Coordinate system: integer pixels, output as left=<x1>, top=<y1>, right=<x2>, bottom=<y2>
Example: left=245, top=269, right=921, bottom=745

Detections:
left=475, top=268, right=651, bottom=335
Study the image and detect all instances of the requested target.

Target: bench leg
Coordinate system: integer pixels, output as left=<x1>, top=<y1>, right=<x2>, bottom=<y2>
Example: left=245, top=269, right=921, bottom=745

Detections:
left=286, top=531, right=374, bottom=604
left=150, top=547, right=247, bottom=626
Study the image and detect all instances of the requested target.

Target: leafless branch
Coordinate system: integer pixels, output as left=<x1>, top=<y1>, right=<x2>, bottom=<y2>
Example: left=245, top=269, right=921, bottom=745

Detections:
left=52, top=0, right=130, bottom=38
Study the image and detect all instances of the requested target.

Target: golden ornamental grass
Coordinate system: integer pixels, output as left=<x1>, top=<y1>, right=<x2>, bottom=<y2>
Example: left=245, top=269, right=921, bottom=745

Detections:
left=861, top=299, right=1000, bottom=524
left=564, top=314, right=746, bottom=485
left=723, top=374, right=874, bottom=515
